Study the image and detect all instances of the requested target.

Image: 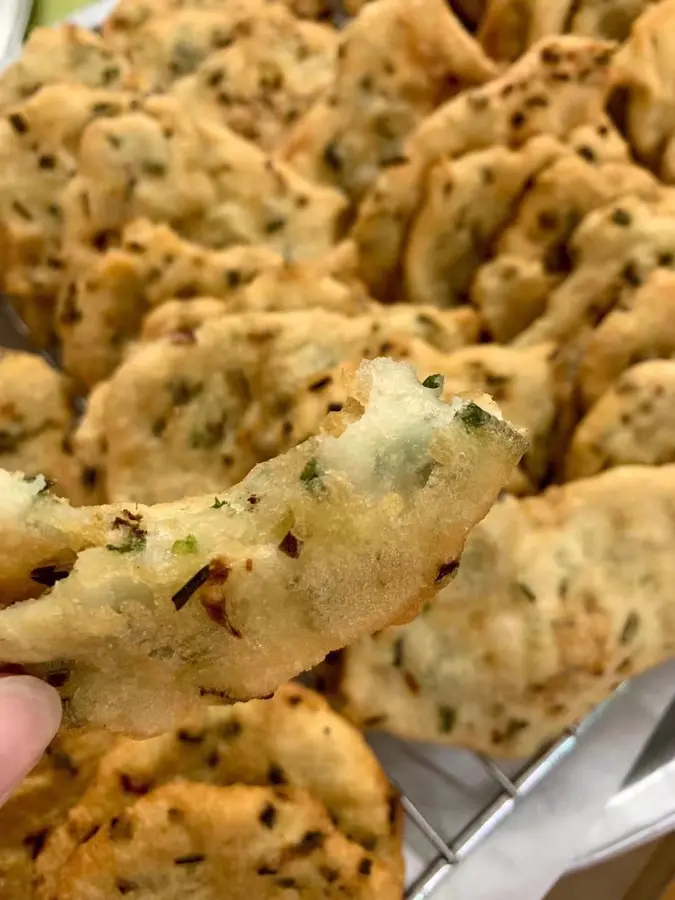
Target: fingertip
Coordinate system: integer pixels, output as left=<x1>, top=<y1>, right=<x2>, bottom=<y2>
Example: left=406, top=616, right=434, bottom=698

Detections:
left=0, top=675, right=63, bottom=805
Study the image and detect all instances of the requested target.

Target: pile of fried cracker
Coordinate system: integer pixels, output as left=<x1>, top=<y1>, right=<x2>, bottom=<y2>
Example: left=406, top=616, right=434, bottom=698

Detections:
left=3, top=0, right=675, bottom=895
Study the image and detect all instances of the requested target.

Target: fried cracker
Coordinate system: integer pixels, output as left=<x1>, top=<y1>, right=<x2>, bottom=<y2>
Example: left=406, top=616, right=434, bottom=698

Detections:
left=46, top=782, right=401, bottom=899
left=566, top=360, right=675, bottom=479
left=0, top=85, right=135, bottom=345
left=577, top=268, right=675, bottom=408
left=35, top=685, right=402, bottom=897
left=0, top=728, right=115, bottom=899
left=280, top=0, right=496, bottom=200
left=336, top=466, right=675, bottom=756
left=0, top=358, right=525, bottom=733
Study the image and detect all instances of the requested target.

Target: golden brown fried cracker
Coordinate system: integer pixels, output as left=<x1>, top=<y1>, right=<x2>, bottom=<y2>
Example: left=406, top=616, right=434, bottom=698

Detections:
left=577, top=268, right=675, bottom=409
left=611, top=0, right=675, bottom=180
left=141, top=299, right=230, bottom=343
left=47, top=782, right=401, bottom=900
left=280, top=0, right=496, bottom=200
left=35, top=685, right=402, bottom=895
left=478, top=0, right=572, bottom=63
left=497, top=153, right=658, bottom=262
left=351, top=36, right=615, bottom=298
left=0, top=85, right=135, bottom=345
left=69, top=379, right=110, bottom=506
left=0, top=358, right=525, bottom=733
left=570, top=0, right=660, bottom=42
left=405, top=138, right=562, bottom=308
left=57, top=219, right=281, bottom=389
left=516, top=197, right=675, bottom=349
left=61, top=96, right=347, bottom=275
left=105, top=4, right=267, bottom=91
left=170, top=12, right=337, bottom=151
left=566, top=360, right=675, bottom=479
left=336, top=465, right=675, bottom=756
left=565, top=118, right=630, bottom=164
left=0, top=728, right=115, bottom=899
left=435, top=343, right=557, bottom=493
left=0, top=26, right=129, bottom=110
left=0, top=351, right=90, bottom=507
left=472, top=255, right=557, bottom=342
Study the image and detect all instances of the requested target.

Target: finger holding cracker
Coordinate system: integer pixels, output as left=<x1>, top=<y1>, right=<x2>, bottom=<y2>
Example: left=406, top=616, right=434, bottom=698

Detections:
left=0, top=358, right=526, bottom=734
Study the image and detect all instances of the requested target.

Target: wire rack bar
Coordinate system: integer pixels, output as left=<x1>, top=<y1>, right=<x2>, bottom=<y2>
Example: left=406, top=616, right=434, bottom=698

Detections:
left=404, top=730, right=580, bottom=899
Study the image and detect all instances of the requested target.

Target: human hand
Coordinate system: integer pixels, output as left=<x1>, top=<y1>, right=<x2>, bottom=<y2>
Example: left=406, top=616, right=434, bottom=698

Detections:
left=0, top=675, right=62, bottom=807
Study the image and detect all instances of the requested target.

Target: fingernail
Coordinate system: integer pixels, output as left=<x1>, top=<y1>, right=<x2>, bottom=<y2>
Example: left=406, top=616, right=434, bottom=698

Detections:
left=0, top=676, right=62, bottom=804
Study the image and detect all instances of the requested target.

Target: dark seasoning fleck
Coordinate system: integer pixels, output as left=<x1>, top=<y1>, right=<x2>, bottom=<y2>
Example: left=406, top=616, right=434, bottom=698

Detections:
left=106, top=509, right=147, bottom=554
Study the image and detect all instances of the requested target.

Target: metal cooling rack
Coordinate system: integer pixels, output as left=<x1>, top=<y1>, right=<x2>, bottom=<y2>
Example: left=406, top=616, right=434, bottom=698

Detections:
left=385, top=729, right=580, bottom=898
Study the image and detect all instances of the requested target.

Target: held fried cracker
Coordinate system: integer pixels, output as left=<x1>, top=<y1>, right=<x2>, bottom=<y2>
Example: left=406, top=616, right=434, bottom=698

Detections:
left=0, top=359, right=526, bottom=734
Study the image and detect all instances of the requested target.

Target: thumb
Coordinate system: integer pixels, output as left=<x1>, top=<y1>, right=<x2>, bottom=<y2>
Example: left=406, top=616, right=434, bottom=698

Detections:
left=0, top=675, right=62, bottom=806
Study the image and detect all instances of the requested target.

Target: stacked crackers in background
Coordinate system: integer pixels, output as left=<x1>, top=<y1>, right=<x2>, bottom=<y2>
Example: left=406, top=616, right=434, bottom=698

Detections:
left=3, top=0, right=675, bottom=895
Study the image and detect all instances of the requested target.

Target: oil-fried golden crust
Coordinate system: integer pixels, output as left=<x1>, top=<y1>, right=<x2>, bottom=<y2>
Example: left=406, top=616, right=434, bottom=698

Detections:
left=0, top=359, right=525, bottom=734
left=611, top=0, right=675, bottom=181
left=566, top=360, right=675, bottom=479
left=336, top=466, right=675, bottom=756
left=0, top=85, right=136, bottom=345
left=47, top=782, right=401, bottom=900
left=35, top=685, right=402, bottom=897
left=0, top=26, right=129, bottom=110
left=60, top=95, right=347, bottom=282
left=0, top=351, right=91, bottom=507
left=351, top=36, right=616, bottom=298
left=0, top=728, right=116, bottom=899
left=577, top=269, right=675, bottom=409
left=169, top=12, right=337, bottom=151
left=80, top=308, right=478, bottom=503
left=280, top=0, right=496, bottom=200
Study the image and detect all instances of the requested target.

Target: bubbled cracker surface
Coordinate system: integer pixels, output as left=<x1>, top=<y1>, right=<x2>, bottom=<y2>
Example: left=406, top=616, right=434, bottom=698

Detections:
left=0, top=359, right=525, bottom=734
left=336, top=466, right=675, bottom=756
left=49, top=782, right=401, bottom=899
left=0, top=728, right=116, bottom=899
left=35, top=685, right=402, bottom=896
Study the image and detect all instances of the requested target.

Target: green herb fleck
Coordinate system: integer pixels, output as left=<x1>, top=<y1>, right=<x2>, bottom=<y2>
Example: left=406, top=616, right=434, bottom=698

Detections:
left=422, top=373, right=444, bottom=391
left=172, top=534, right=198, bottom=555
left=300, top=457, right=323, bottom=489
left=212, top=497, right=228, bottom=509
left=457, top=401, right=491, bottom=429
left=106, top=533, right=146, bottom=554
left=438, top=706, right=456, bottom=734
